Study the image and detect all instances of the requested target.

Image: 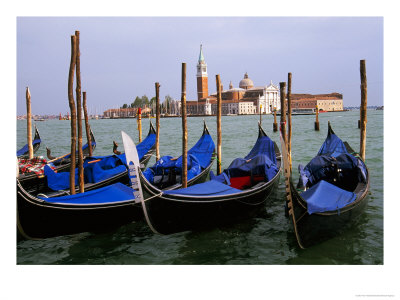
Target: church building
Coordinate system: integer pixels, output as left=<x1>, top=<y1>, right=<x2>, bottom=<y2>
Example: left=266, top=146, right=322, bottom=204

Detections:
left=186, top=45, right=281, bottom=115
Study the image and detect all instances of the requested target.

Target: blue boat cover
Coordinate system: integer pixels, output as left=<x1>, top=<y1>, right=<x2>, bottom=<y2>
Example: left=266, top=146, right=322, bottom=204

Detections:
left=116, top=132, right=156, bottom=165
left=163, top=180, right=242, bottom=197
left=143, top=132, right=215, bottom=184
left=317, top=131, right=348, bottom=157
left=187, top=133, right=215, bottom=169
left=39, top=182, right=135, bottom=204
left=245, top=136, right=277, bottom=164
left=301, top=180, right=357, bottom=214
left=16, top=139, right=41, bottom=157
left=44, top=165, right=79, bottom=191
left=143, top=154, right=201, bottom=183
left=298, top=153, right=367, bottom=189
left=210, top=134, right=278, bottom=185
left=225, top=154, right=278, bottom=181
left=44, top=155, right=127, bottom=190
left=136, top=132, right=156, bottom=161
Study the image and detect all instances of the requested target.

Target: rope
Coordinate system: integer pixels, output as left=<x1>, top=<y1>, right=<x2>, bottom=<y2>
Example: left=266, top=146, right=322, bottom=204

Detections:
left=142, top=192, right=163, bottom=202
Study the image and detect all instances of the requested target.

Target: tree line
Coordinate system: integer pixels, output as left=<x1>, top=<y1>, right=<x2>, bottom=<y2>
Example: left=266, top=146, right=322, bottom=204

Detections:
left=120, top=95, right=173, bottom=109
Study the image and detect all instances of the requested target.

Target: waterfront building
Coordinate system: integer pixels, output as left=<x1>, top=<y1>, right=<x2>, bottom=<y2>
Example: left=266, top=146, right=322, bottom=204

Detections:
left=186, top=46, right=281, bottom=116
left=290, top=93, right=344, bottom=111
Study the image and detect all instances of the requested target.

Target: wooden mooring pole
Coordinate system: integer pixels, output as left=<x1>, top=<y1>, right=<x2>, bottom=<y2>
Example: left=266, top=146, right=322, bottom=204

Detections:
left=280, top=82, right=287, bottom=145
left=315, top=105, right=320, bottom=131
left=25, top=87, right=33, bottom=159
left=273, top=108, right=278, bottom=132
left=155, top=82, right=160, bottom=161
left=360, top=59, right=368, bottom=161
left=137, top=107, right=142, bottom=143
left=82, top=91, right=93, bottom=157
left=75, top=30, right=84, bottom=193
left=287, top=73, right=292, bottom=170
left=216, top=74, right=222, bottom=175
left=181, top=63, right=188, bottom=188
left=68, top=35, right=77, bottom=195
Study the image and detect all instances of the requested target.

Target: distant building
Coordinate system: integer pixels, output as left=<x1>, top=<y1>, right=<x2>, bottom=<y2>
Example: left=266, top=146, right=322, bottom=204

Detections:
left=186, top=45, right=281, bottom=115
left=290, top=93, right=344, bottom=111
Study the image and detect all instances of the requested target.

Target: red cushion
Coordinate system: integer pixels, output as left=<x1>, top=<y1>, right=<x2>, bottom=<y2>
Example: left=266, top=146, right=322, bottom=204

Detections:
left=229, top=175, right=264, bottom=190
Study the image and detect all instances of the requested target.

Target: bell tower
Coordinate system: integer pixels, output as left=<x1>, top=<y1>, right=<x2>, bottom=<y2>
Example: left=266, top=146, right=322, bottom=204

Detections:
left=196, top=44, right=208, bottom=101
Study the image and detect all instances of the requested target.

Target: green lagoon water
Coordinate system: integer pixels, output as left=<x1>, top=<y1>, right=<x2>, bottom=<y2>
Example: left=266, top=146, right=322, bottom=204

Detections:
left=16, top=110, right=383, bottom=265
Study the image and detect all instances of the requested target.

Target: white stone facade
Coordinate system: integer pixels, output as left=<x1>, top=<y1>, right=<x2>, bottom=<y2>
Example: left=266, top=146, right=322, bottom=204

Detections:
left=257, top=81, right=281, bottom=114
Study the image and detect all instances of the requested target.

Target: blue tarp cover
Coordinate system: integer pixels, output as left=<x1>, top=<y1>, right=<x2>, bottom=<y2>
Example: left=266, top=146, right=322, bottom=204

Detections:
left=116, top=133, right=156, bottom=165
left=299, top=153, right=367, bottom=189
left=301, top=180, right=357, bottom=214
left=317, top=132, right=348, bottom=157
left=245, top=136, right=277, bottom=164
left=187, top=133, right=215, bottom=168
left=210, top=134, right=278, bottom=185
left=225, top=154, right=278, bottom=181
left=44, top=155, right=126, bottom=190
left=143, top=132, right=214, bottom=184
left=44, top=165, right=79, bottom=191
left=143, top=154, right=201, bottom=183
left=17, top=139, right=41, bottom=157
left=39, top=182, right=135, bottom=204
left=163, top=180, right=242, bottom=197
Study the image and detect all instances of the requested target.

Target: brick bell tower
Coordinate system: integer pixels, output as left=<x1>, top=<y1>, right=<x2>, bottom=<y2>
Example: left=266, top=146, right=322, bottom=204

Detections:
left=196, top=44, right=208, bottom=101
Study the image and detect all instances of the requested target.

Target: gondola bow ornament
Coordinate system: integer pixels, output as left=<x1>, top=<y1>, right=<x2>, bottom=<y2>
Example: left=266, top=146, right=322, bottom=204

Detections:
left=121, top=131, right=159, bottom=234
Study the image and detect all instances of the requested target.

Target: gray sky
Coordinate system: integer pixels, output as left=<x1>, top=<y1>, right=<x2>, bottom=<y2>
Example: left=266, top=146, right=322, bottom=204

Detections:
left=17, top=17, right=383, bottom=115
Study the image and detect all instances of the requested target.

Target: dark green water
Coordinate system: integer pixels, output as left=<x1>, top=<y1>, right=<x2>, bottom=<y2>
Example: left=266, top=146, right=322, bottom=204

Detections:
left=16, top=110, right=383, bottom=265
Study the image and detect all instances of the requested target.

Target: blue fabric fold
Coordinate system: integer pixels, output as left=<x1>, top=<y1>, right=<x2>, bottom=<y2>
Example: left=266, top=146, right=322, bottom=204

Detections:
left=301, top=180, right=357, bottom=214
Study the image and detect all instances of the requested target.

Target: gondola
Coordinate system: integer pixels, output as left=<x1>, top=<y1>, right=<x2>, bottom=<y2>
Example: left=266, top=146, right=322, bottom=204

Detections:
left=17, top=124, right=41, bottom=158
left=282, top=122, right=369, bottom=248
left=18, top=123, right=157, bottom=195
left=138, top=123, right=281, bottom=235
left=17, top=123, right=214, bottom=239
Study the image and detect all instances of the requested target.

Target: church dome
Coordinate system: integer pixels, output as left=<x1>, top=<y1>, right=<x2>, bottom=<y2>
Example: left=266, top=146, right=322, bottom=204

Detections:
left=239, top=72, right=254, bottom=89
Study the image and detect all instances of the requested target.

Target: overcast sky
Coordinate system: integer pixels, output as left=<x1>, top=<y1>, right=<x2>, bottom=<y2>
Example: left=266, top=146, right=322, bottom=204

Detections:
left=16, top=17, right=383, bottom=115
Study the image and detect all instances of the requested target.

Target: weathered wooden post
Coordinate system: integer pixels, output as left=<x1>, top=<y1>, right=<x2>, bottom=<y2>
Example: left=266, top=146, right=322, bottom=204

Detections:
left=137, top=107, right=142, bottom=143
left=216, top=74, right=222, bottom=175
left=360, top=59, right=368, bottom=161
left=287, top=73, right=292, bottom=170
left=82, top=91, right=93, bottom=157
left=68, top=35, right=77, bottom=195
left=314, top=105, right=320, bottom=131
left=25, top=87, right=33, bottom=159
left=75, top=30, right=84, bottom=193
left=259, top=104, right=262, bottom=126
left=155, top=82, right=160, bottom=161
left=273, top=107, right=278, bottom=132
left=181, top=63, right=188, bottom=188
left=280, top=82, right=287, bottom=145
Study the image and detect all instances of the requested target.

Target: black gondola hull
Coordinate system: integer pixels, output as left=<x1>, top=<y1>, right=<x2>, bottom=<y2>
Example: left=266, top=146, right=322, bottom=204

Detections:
left=289, top=179, right=369, bottom=248
left=143, top=173, right=280, bottom=235
left=17, top=188, right=143, bottom=239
